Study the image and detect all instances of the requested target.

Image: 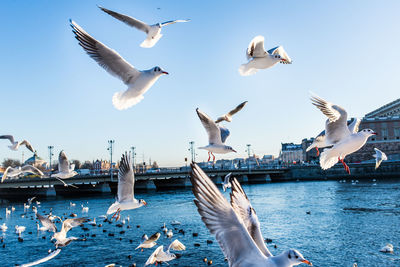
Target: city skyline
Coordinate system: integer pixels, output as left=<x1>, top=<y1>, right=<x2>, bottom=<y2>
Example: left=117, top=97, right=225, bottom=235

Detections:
left=1, top=1, right=399, bottom=166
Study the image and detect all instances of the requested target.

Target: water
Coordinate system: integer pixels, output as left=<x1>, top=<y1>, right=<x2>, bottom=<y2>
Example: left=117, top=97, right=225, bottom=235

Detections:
left=1, top=180, right=400, bottom=267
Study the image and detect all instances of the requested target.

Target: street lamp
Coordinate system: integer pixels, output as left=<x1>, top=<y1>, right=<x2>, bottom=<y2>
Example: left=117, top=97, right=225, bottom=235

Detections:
left=189, top=141, right=196, bottom=162
left=130, top=146, right=136, bottom=170
left=246, top=144, right=251, bottom=173
left=48, top=146, right=54, bottom=170
left=107, top=140, right=115, bottom=181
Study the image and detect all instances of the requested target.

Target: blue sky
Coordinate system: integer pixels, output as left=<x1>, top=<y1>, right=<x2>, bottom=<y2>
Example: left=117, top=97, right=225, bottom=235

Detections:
left=1, top=0, right=399, bottom=166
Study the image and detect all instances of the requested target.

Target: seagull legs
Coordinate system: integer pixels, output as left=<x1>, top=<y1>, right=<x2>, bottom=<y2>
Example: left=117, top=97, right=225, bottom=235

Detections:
left=207, top=152, right=211, bottom=162
left=212, top=152, right=215, bottom=162
left=338, top=157, right=350, bottom=174
left=315, top=147, right=320, bottom=156
left=111, top=208, right=121, bottom=221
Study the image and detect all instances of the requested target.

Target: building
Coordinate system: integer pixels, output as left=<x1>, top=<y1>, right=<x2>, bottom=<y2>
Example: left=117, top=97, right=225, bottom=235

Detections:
left=24, top=153, right=46, bottom=168
left=279, top=143, right=303, bottom=164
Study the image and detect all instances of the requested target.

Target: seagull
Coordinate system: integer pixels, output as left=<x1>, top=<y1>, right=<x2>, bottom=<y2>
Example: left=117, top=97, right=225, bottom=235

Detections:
left=81, top=205, right=89, bottom=213
left=54, top=177, right=79, bottom=189
left=215, top=101, right=248, bottom=123
left=136, top=232, right=161, bottom=251
left=98, top=6, right=190, bottom=48
left=106, top=152, right=147, bottom=220
left=380, top=243, right=393, bottom=253
left=0, top=135, right=35, bottom=152
left=306, top=118, right=361, bottom=156
left=167, top=229, right=173, bottom=238
left=1, top=165, right=44, bottom=183
left=162, top=223, right=168, bottom=234
left=190, top=163, right=312, bottom=267
left=70, top=202, right=76, bottom=207
left=0, top=223, right=7, bottom=232
left=373, top=148, right=387, bottom=169
left=17, top=249, right=61, bottom=267
left=15, top=225, right=26, bottom=236
left=5, top=208, right=11, bottom=216
left=36, top=213, right=57, bottom=232
left=170, top=220, right=181, bottom=226
left=239, top=36, right=292, bottom=76
left=51, top=217, right=88, bottom=248
left=51, top=151, right=78, bottom=179
left=70, top=20, right=168, bottom=110
left=27, top=197, right=36, bottom=206
left=222, top=172, right=232, bottom=192
left=145, top=239, right=186, bottom=266
left=196, top=108, right=237, bottom=162
left=88, top=218, right=96, bottom=226
left=310, top=95, right=375, bottom=174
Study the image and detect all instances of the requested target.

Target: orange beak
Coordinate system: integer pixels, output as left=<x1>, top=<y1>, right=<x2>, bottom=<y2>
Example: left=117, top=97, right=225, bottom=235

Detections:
left=143, top=201, right=147, bottom=206
left=301, top=259, right=312, bottom=266
left=162, top=71, right=169, bottom=75
left=372, top=132, right=377, bottom=135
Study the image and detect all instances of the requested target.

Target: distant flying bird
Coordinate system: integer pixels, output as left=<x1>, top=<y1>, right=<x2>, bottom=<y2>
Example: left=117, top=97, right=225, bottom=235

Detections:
left=190, top=163, right=312, bottom=267
left=215, top=101, right=248, bottom=123
left=27, top=197, right=36, bottom=205
left=373, top=148, right=387, bottom=169
left=196, top=108, right=237, bottom=162
left=0, top=135, right=35, bottom=152
left=106, top=152, right=147, bottom=220
left=306, top=118, right=361, bottom=156
left=239, top=36, right=292, bottom=76
left=1, top=165, right=44, bottom=183
left=51, top=151, right=78, bottom=179
left=222, top=172, right=232, bottom=192
left=145, top=239, right=186, bottom=266
left=98, top=6, right=190, bottom=48
left=136, top=232, right=161, bottom=251
left=70, top=20, right=169, bottom=110
left=52, top=217, right=88, bottom=248
left=36, top=213, right=57, bottom=233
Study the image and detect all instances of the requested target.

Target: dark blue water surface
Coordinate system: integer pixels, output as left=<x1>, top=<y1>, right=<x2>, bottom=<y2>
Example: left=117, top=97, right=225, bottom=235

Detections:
left=1, top=180, right=400, bottom=267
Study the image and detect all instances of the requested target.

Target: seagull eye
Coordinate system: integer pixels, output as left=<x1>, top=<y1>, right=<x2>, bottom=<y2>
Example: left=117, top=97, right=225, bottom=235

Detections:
left=295, top=256, right=298, bottom=259
left=288, top=254, right=291, bottom=259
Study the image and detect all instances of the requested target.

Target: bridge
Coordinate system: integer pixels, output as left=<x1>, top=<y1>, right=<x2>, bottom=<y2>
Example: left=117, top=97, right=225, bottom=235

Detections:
left=0, top=167, right=288, bottom=200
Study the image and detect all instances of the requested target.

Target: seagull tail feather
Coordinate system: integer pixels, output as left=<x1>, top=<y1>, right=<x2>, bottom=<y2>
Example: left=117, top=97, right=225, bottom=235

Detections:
left=112, top=91, right=144, bottom=110
left=319, top=147, right=339, bottom=170
left=238, top=63, right=258, bottom=76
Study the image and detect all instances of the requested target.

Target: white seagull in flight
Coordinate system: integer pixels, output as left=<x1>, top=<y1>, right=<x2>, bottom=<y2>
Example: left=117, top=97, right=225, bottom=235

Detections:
left=0, top=135, right=35, bottom=153
left=98, top=6, right=190, bottom=48
left=1, top=165, right=44, bottom=183
left=52, top=217, right=88, bottom=248
left=145, top=239, right=186, bottom=266
left=51, top=151, right=78, bottom=179
left=196, top=108, right=237, bottom=162
left=215, top=101, right=248, bottom=123
left=190, top=163, right=312, bottom=267
left=239, top=35, right=292, bottom=76
left=373, top=148, right=387, bottom=169
left=107, top=152, right=147, bottom=220
left=70, top=20, right=169, bottom=110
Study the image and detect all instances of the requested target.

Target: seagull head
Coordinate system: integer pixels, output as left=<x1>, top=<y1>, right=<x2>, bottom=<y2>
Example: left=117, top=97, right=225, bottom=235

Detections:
left=226, top=146, right=237, bottom=153
left=360, top=128, right=377, bottom=137
left=285, top=249, right=312, bottom=266
left=153, top=66, right=169, bottom=76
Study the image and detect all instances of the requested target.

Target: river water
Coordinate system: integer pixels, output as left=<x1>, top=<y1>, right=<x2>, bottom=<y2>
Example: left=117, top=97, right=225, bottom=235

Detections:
left=1, top=179, right=400, bottom=267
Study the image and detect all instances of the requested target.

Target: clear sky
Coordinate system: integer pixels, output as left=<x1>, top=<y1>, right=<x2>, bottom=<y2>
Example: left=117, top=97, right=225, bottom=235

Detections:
left=1, top=0, right=399, bottom=167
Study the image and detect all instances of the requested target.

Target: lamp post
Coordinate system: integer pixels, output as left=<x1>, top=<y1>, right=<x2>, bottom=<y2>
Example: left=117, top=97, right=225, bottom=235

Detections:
left=189, top=141, right=196, bottom=162
left=246, top=144, right=251, bottom=173
left=107, top=140, right=115, bottom=181
left=130, top=146, right=136, bottom=171
left=48, top=146, right=54, bottom=170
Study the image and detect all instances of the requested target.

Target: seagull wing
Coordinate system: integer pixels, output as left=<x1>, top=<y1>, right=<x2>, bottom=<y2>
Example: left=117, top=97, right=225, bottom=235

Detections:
left=230, top=178, right=273, bottom=257
left=117, top=152, right=135, bottom=202
left=160, top=19, right=190, bottom=27
left=348, top=118, right=361, bottom=134
left=37, top=213, right=57, bottom=232
left=224, top=173, right=232, bottom=184
left=227, top=101, right=248, bottom=117
left=267, top=46, right=292, bottom=64
left=98, top=6, right=150, bottom=33
left=19, top=140, right=35, bottom=153
left=196, top=108, right=222, bottom=145
left=21, top=165, right=44, bottom=176
left=58, top=151, right=70, bottom=173
left=18, top=249, right=61, bottom=267
left=147, top=232, right=161, bottom=242
left=1, top=166, right=11, bottom=183
left=70, top=20, right=141, bottom=85
left=145, top=245, right=164, bottom=266
left=219, top=126, right=230, bottom=144
left=62, top=217, right=88, bottom=233
left=246, top=36, right=267, bottom=60
left=141, top=234, right=149, bottom=242
left=167, top=239, right=186, bottom=251
left=0, top=135, right=15, bottom=144
left=190, top=163, right=268, bottom=266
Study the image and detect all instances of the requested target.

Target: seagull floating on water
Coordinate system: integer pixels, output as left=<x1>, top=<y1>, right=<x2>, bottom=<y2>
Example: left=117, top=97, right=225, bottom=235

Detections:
left=70, top=20, right=168, bottom=110
left=51, top=151, right=78, bottom=179
left=136, top=232, right=161, bottom=251
left=196, top=108, right=236, bottom=162
left=106, top=152, right=147, bottom=220
left=310, top=95, right=376, bottom=174
left=0, top=223, right=7, bottom=232
left=190, top=163, right=312, bottom=267
left=380, top=243, right=394, bottom=253
left=373, top=148, right=387, bottom=169
left=0, top=135, right=35, bottom=152
left=1, top=165, right=44, bottom=183
left=98, top=6, right=190, bottom=48
left=239, top=35, right=292, bottom=76
left=215, top=101, right=248, bottom=123
left=145, top=239, right=186, bottom=266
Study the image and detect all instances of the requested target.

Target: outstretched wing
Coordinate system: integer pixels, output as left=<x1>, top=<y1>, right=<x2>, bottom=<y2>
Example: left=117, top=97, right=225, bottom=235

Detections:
left=219, top=126, right=230, bottom=144
left=348, top=118, right=361, bottom=134
left=20, top=140, right=35, bottom=153
left=145, top=245, right=164, bottom=266
left=228, top=101, right=248, bottom=116
left=98, top=6, right=150, bottom=33
left=117, top=152, right=135, bottom=202
left=267, top=46, right=292, bottom=64
left=70, top=20, right=141, bottom=85
left=62, top=217, right=88, bottom=233
left=147, top=232, right=161, bottom=242
left=21, top=165, right=44, bottom=177
left=246, top=36, right=267, bottom=60
left=230, top=178, right=273, bottom=257
left=58, top=151, right=70, bottom=173
left=190, top=163, right=267, bottom=266
left=1, top=166, right=11, bottom=183
left=0, top=135, right=15, bottom=144
left=160, top=19, right=190, bottom=27
left=167, top=239, right=186, bottom=251
left=196, top=108, right=222, bottom=145
left=37, top=213, right=57, bottom=232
